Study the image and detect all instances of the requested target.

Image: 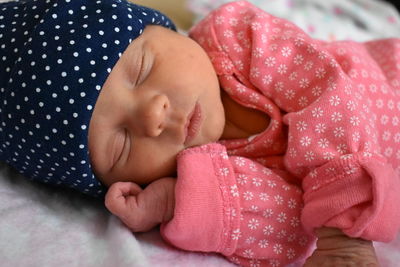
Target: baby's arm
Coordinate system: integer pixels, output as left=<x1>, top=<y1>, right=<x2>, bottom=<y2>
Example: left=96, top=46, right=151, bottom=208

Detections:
left=105, top=177, right=176, bottom=232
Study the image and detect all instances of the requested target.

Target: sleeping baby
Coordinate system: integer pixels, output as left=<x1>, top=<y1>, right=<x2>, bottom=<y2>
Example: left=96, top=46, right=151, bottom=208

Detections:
left=1, top=0, right=399, bottom=266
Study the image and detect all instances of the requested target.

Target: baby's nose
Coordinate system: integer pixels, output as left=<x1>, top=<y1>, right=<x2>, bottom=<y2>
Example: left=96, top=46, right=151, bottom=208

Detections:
left=143, top=94, right=169, bottom=137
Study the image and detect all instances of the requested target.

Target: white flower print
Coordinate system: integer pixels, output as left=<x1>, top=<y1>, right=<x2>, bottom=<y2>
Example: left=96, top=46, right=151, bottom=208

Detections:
left=258, top=239, right=269, bottom=248
left=285, top=89, right=295, bottom=100
left=298, top=96, right=308, bottom=107
left=230, top=185, right=239, bottom=197
left=219, top=167, right=229, bottom=176
left=349, top=116, right=360, bottom=126
left=229, top=17, right=238, bottom=26
left=215, top=15, right=224, bottom=25
left=329, top=95, right=341, bottom=106
left=305, top=151, right=315, bottom=162
left=331, top=112, right=342, bottom=122
left=281, top=46, right=292, bottom=57
left=229, top=256, right=240, bottom=265
left=224, top=30, right=233, bottom=38
left=288, top=148, right=297, bottom=157
left=277, top=64, right=288, bottom=74
left=235, top=157, right=246, bottom=167
left=392, top=116, right=399, bottom=126
left=261, top=33, right=267, bottom=43
left=252, top=177, right=262, bottom=187
left=307, top=43, right=316, bottom=54
left=316, top=67, right=326, bottom=78
left=263, top=225, right=274, bottom=235
left=318, top=138, right=329, bottom=148
left=384, top=147, right=393, bottom=157
left=243, top=191, right=254, bottom=201
left=274, top=81, right=284, bottom=92
left=285, top=249, right=296, bottom=261
left=376, top=99, right=384, bottom=109
left=381, top=115, right=389, bottom=125
left=277, top=230, right=287, bottom=239
left=236, top=84, right=246, bottom=94
left=251, top=21, right=262, bottom=31
left=221, top=58, right=233, bottom=71
left=334, top=127, right=345, bottom=138
left=312, top=86, right=322, bottom=96
left=388, top=100, right=395, bottom=110
left=300, top=136, right=311, bottom=147
left=262, top=74, right=272, bottom=85
left=233, top=43, right=243, bottom=53
left=299, top=236, right=309, bottom=246
left=269, top=259, right=280, bottom=267
left=323, top=151, right=335, bottom=160
left=249, top=162, right=257, bottom=172
left=352, top=132, right=361, bottom=142
left=395, top=133, right=400, bottom=143
left=243, top=249, right=254, bottom=258
left=312, top=107, right=324, bottom=118
left=288, top=198, right=297, bottom=209
left=296, top=121, right=308, bottom=131
left=250, top=205, right=259, bottom=212
left=382, top=131, right=391, bottom=141
left=259, top=192, right=269, bottom=201
left=289, top=71, right=298, bottom=81
left=248, top=219, right=259, bottom=230
left=318, top=51, right=329, bottom=59
left=264, top=56, right=276, bottom=67
left=269, top=43, right=278, bottom=51
left=290, top=217, right=300, bottom=227
left=277, top=212, right=287, bottom=223
left=294, top=37, right=305, bottom=47
left=299, top=78, right=310, bottom=88
left=263, top=209, right=274, bottom=218
left=304, top=61, right=313, bottom=70
left=231, top=228, right=242, bottom=240
left=249, top=92, right=260, bottom=102
left=337, top=143, right=348, bottom=154
left=237, top=174, right=248, bottom=185
left=252, top=47, right=264, bottom=58
left=273, top=243, right=283, bottom=254
left=274, top=195, right=284, bottom=205
left=282, top=185, right=290, bottom=191
left=234, top=60, right=244, bottom=70
left=347, top=100, right=357, bottom=111
left=246, top=236, right=256, bottom=245
left=250, top=259, right=261, bottom=267
left=288, top=233, right=297, bottom=242
left=293, top=54, right=304, bottom=65
left=267, top=180, right=277, bottom=188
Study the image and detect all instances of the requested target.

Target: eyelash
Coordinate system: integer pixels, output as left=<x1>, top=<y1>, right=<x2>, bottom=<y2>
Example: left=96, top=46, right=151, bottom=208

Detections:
left=136, top=52, right=146, bottom=85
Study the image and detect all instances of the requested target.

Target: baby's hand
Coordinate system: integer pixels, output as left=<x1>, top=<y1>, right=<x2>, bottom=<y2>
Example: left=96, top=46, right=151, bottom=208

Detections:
left=304, top=227, right=379, bottom=267
left=105, top=177, right=176, bottom=232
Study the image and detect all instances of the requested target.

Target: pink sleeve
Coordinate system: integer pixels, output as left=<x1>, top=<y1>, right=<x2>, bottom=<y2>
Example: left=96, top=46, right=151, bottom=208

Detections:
left=189, top=1, right=400, bottom=242
left=160, top=143, right=315, bottom=267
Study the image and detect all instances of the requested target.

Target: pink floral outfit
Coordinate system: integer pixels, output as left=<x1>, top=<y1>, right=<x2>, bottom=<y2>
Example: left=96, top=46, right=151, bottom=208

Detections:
left=161, top=1, right=400, bottom=266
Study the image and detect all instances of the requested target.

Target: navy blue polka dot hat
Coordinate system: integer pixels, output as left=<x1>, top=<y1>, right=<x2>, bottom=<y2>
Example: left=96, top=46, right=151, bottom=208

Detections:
left=0, top=0, right=175, bottom=197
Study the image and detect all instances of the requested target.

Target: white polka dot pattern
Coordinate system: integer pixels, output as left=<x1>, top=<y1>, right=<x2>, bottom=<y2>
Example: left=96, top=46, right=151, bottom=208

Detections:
left=0, top=0, right=175, bottom=197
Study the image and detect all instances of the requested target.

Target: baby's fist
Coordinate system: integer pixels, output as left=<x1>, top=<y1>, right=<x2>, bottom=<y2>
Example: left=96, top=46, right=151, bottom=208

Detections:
left=105, top=178, right=176, bottom=232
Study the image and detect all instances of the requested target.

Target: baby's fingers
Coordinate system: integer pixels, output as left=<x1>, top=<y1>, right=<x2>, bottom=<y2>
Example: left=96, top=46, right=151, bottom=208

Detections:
left=105, top=182, right=142, bottom=216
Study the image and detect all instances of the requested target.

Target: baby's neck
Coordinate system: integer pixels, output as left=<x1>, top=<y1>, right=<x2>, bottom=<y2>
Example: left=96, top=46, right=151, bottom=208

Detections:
left=220, top=90, right=270, bottom=140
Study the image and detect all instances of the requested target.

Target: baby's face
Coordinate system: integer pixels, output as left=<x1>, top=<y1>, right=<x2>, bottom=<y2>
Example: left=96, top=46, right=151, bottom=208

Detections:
left=88, top=25, right=224, bottom=186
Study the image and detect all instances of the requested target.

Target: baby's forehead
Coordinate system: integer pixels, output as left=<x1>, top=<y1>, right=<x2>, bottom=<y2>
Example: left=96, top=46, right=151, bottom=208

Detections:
left=0, top=0, right=175, bottom=198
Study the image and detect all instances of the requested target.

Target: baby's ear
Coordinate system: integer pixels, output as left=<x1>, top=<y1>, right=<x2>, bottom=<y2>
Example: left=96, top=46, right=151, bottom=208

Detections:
left=104, top=182, right=142, bottom=216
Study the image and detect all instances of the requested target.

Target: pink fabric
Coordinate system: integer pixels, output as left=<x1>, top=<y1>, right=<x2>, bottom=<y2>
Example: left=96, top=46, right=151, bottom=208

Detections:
left=162, top=1, right=400, bottom=266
